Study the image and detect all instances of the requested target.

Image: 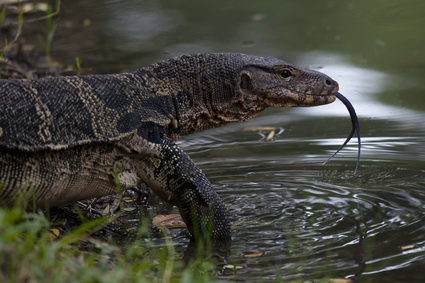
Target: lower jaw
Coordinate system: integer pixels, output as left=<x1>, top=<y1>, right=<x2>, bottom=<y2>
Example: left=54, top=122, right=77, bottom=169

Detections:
left=303, top=94, right=337, bottom=106
left=284, top=93, right=337, bottom=107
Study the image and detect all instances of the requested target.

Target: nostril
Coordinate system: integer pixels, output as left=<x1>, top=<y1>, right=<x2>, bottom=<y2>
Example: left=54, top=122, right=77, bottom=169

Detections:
left=325, top=79, right=332, bottom=86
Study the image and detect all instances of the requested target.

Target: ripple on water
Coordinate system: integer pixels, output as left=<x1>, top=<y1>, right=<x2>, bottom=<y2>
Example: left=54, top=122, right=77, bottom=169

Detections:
left=183, top=131, right=425, bottom=281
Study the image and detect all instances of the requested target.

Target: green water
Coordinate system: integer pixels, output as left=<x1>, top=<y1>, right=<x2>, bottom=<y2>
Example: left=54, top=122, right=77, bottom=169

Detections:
left=46, top=0, right=425, bottom=281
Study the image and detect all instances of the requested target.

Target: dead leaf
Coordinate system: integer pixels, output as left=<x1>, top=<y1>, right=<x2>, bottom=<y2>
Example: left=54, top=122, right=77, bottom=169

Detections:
left=123, top=197, right=137, bottom=203
left=244, top=126, right=277, bottom=131
left=243, top=252, right=264, bottom=258
left=21, top=3, right=49, bottom=13
left=265, top=130, right=275, bottom=141
left=400, top=244, right=416, bottom=251
left=152, top=214, right=186, bottom=228
left=49, top=228, right=60, bottom=240
left=243, top=126, right=284, bottom=141
left=82, top=19, right=92, bottom=27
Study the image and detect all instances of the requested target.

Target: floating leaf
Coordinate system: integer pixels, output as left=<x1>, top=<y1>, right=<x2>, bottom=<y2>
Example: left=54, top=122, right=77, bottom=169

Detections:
left=400, top=244, right=416, bottom=251
left=243, top=252, right=264, bottom=258
left=244, top=126, right=284, bottom=141
left=265, top=130, right=275, bottom=141
left=244, top=126, right=277, bottom=131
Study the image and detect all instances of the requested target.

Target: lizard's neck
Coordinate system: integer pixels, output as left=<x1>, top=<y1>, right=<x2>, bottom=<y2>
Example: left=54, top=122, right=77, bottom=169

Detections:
left=136, top=54, right=265, bottom=139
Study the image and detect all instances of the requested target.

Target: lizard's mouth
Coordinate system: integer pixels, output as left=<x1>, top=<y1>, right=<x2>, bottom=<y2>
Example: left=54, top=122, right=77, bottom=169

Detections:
left=265, top=91, right=337, bottom=108
left=285, top=76, right=340, bottom=106
left=282, top=91, right=337, bottom=107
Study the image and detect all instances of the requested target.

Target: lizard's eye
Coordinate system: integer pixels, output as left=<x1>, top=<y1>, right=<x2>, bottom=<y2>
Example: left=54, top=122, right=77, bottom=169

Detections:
left=280, top=70, right=291, bottom=78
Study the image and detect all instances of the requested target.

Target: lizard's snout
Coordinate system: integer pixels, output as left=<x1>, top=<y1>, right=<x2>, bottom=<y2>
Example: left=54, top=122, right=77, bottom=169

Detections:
left=322, top=76, right=339, bottom=95
left=324, top=78, right=334, bottom=86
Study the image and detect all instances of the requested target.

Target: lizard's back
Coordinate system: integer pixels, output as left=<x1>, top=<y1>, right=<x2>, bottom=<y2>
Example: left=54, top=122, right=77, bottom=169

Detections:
left=0, top=70, right=175, bottom=151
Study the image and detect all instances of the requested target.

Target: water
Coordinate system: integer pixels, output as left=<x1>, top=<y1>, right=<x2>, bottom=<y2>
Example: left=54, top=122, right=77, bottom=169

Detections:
left=30, top=0, right=425, bottom=281
left=181, top=118, right=425, bottom=281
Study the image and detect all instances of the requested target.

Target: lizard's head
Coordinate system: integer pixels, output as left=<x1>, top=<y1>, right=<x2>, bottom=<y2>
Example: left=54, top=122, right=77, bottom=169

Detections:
left=233, top=55, right=338, bottom=112
left=170, top=53, right=339, bottom=134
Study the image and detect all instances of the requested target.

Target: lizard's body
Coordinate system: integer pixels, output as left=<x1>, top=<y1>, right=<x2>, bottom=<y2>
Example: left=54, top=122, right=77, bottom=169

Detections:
left=0, top=53, right=338, bottom=240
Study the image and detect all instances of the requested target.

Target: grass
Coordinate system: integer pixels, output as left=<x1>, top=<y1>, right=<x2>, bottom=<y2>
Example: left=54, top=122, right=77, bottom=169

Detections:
left=0, top=0, right=67, bottom=78
left=0, top=203, right=223, bottom=283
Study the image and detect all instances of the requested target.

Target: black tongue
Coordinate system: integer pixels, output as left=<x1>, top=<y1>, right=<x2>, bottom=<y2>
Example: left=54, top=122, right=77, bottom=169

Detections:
left=325, top=92, right=361, bottom=174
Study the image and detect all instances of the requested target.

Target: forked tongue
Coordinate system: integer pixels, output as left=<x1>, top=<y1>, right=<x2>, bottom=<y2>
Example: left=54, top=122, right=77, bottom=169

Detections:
left=324, top=92, right=361, bottom=174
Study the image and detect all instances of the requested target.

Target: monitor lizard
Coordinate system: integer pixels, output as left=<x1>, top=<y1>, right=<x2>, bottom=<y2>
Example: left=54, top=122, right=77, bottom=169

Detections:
left=0, top=53, right=339, bottom=240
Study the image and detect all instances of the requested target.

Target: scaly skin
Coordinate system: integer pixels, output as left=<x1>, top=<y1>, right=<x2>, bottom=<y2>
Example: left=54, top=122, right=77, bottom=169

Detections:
left=0, top=53, right=338, bottom=240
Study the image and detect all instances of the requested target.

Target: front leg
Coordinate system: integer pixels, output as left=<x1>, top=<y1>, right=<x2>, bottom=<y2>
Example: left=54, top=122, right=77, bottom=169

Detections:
left=139, top=140, right=230, bottom=241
